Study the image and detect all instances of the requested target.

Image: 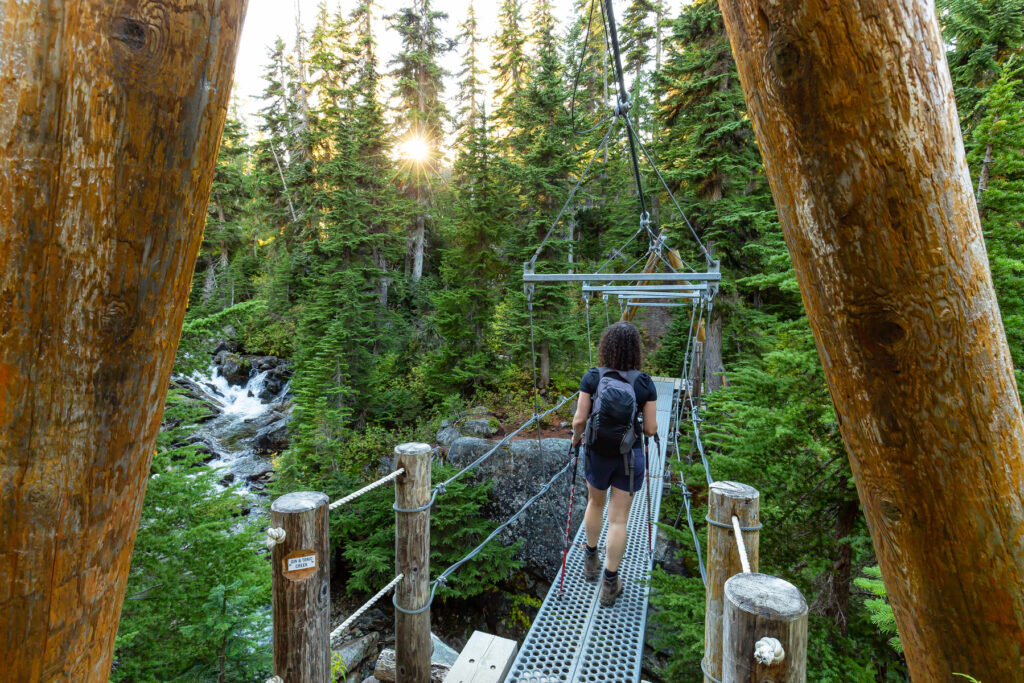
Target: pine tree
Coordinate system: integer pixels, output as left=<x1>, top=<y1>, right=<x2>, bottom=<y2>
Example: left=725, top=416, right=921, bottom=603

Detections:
left=965, top=60, right=1024, bottom=394
left=191, top=111, right=253, bottom=316
left=492, top=0, right=530, bottom=137
left=389, top=0, right=452, bottom=282
left=937, top=0, right=1024, bottom=125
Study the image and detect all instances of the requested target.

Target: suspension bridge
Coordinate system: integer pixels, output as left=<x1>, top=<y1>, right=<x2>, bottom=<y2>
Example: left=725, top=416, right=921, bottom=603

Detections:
left=505, top=377, right=677, bottom=683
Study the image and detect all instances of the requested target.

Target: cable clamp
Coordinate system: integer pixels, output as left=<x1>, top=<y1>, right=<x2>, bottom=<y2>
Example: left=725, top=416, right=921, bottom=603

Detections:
left=613, top=93, right=631, bottom=117
left=434, top=482, right=447, bottom=496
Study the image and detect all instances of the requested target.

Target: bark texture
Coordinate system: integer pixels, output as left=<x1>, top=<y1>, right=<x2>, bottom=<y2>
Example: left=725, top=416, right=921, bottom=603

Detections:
left=0, top=1, right=247, bottom=680
left=715, top=1, right=1024, bottom=679
left=270, top=492, right=331, bottom=683
left=395, top=443, right=432, bottom=682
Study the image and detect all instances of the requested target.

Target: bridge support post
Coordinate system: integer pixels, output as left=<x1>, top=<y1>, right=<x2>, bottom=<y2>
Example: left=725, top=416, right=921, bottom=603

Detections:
left=722, top=573, right=807, bottom=683
left=270, top=492, right=331, bottom=683
left=394, top=443, right=433, bottom=682
left=704, top=482, right=760, bottom=683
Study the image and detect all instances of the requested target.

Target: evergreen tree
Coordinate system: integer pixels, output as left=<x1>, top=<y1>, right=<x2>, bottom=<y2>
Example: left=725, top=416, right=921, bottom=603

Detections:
left=112, top=393, right=270, bottom=682
left=389, top=0, right=452, bottom=282
left=965, top=60, right=1024, bottom=394
left=191, top=111, right=253, bottom=316
left=492, top=0, right=530, bottom=137
left=937, top=0, right=1024, bottom=125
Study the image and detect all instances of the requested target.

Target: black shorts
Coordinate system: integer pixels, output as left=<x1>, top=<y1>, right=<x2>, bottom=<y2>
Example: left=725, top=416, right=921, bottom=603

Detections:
left=585, top=443, right=645, bottom=493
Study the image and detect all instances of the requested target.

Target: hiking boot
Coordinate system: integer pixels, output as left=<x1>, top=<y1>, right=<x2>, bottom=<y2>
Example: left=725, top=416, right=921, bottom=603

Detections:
left=599, top=573, right=623, bottom=607
left=583, top=550, right=601, bottom=582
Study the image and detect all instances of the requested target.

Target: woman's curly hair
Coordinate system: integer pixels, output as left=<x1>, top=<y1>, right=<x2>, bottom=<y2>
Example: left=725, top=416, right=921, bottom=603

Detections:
left=598, top=321, right=643, bottom=371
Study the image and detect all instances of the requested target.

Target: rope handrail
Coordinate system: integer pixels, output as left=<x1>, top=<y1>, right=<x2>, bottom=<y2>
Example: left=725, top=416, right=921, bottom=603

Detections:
left=329, top=468, right=406, bottom=511
left=732, top=515, right=752, bottom=574
left=329, top=573, right=404, bottom=643
left=395, top=456, right=577, bottom=615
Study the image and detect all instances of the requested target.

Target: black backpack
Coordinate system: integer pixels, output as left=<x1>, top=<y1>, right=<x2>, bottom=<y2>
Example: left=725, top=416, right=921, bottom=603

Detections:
left=584, top=368, right=641, bottom=459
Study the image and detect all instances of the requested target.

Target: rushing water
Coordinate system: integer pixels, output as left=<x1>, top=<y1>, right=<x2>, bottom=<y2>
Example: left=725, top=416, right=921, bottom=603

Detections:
left=174, top=364, right=291, bottom=498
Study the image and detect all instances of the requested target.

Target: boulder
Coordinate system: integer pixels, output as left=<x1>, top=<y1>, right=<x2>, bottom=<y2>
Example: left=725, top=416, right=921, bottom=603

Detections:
left=217, top=354, right=251, bottom=387
left=430, top=632, right=459, bottom=667
left=334, top=632, right=379, bottom=677
left=251, top=355, right=282, bottom=372
left=435, top=426, right=462, bottom=449
left=212, top=339, right=239, bottom=356
left=258, top=366, right=290, bottom=401
left=253, top=416, right=290, bottom=454
left=462, top=418, right=498, bottom=438
left=446, top=436, right=585, bottom=579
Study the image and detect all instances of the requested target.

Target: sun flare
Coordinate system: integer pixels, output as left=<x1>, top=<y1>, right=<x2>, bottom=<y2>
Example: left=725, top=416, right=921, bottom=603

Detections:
left=399, top=136, right=430, bottom=164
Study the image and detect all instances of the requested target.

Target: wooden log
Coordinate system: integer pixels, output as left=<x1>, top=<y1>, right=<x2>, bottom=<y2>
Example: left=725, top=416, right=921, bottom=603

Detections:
left=722, top=573, right=807, bottom=683
left=271, top=492, right=331, bottom=683
left=715, top=1, right=1024, bottom=679
left=0, top=1, right=247, bottom=680
left=394, top=443, right=433, bottom=682
left=704, top=482, right=760, bottom=683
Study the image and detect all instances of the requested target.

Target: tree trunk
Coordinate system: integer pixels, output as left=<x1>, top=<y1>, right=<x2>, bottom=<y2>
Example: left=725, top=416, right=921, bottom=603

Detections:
left=716, top=2, right=1024, bottom=680
left=704, top=306, right=724, bottom=394
left=540, top=340, right=551, bottom=390
left=976, top=144, right=992, bottom=200
left=0, top=2, right=247, bottom=680
left=411, top=212, right=425, bottom=282
left=202, top=255, right=218, bottom=304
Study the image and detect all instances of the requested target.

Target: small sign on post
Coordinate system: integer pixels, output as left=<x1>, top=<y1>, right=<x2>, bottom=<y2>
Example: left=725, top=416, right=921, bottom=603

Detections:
left=283, top=550, right=318, bottom=581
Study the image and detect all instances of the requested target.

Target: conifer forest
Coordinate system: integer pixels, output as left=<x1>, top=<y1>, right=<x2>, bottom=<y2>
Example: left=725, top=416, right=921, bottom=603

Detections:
left=35, top=0, right=1023, bottom=680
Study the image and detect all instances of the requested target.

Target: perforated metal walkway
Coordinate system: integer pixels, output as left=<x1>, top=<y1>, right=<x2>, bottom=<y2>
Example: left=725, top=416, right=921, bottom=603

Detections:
left=506, top=379, right=677, bottom=683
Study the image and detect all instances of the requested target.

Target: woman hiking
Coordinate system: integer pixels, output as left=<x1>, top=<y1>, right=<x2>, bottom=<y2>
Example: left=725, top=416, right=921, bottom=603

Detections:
left=571, top=321, right=658, bottom=607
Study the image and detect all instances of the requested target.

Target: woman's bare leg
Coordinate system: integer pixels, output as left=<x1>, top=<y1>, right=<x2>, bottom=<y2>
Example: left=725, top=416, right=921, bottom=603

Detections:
left=604, top=486, right=633, bottom=572
left=584, top=483, right=607, bottom=548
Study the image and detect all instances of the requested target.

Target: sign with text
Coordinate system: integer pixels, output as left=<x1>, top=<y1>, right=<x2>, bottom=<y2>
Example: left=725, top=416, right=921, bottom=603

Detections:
left=282, top=549, right=318, bottom=581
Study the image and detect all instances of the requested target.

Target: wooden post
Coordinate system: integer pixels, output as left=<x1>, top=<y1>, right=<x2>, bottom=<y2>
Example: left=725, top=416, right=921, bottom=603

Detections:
left=704, top=482, right=760, bottom=683
left=0, top=2, right=247, bottom=679
left=715, top=0, right=1024, bottom=678
left=394, top=443, right=432, bottom=682
left=722, top=573, right=808, bottom=683
left=270, top=492, right=330, bottom=683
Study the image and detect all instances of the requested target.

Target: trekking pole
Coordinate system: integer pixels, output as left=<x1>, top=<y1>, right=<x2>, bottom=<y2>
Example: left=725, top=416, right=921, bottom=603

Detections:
left=558, top=441, right=582, bottom=596
left=644, top=435, right=654, bottom=557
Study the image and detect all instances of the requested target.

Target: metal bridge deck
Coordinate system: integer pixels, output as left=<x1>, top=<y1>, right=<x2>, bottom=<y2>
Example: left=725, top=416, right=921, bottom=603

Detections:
left=506, top=379, right=676, bottom=683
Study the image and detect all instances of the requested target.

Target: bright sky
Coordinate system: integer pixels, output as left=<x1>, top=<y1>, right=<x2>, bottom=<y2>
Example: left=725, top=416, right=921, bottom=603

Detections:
left=231, top=0, right=687, bottom=127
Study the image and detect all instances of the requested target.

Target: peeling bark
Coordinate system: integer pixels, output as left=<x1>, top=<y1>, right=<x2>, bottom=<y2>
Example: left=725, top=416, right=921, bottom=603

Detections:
left=716, top=1, right=1024, bottom=679
left=0, top=1, right=248, bottom=679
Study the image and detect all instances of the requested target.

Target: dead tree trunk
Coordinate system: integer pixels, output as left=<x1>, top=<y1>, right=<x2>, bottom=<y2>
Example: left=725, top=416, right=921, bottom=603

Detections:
left=704, top=307, right=725, bottom=394
left=716, top=1, right=1024, bottom=680
left=0, top=1, right=248, bottom=680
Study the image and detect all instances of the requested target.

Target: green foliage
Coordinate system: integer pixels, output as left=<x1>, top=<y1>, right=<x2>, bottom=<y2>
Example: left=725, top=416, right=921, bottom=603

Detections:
left=855, top=566, right=903, bottom=655
left=329, top=465, right=520, bottom=602
left=112, top=392, right=270, bottom=682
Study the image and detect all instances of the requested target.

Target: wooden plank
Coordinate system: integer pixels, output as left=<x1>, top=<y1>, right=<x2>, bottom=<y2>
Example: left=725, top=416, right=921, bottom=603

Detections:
left=444, top=631, right=517, bottom=683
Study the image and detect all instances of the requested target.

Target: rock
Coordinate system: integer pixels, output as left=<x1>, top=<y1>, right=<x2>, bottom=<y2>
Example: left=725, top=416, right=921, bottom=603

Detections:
left=435, top=426, right=462, bottom=449
left=334, top=632, right=379, bottom=677
left=253, top=416, right=290, bottom=454
left=251, top=355, right=281, bottom=372
left=462, top=418, right=498, bottom=438
left=218, top=354, right=251, bottom=387
left=219, top=473, right=235, bottom=486
left=361, top=678, right=379, bottom=683
left=372, top=635, right=458, bottom=682
left=430, top=633, right=459, bottom=667
left=259, top=368, right=289, bottom=401
left=446, top=436, right=584, bottom=579
left=212, top=339, right=239, bottom=357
